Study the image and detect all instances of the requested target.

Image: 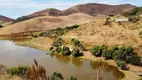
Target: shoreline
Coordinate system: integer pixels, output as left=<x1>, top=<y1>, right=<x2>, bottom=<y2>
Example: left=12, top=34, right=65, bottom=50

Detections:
left=0, top=37, right=141, bottom=80
left=15, top=37, right=141, bottom=80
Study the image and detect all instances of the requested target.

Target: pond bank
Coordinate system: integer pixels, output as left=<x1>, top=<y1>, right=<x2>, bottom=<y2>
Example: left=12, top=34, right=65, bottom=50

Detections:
left=15, top=37, right=141, bottom=80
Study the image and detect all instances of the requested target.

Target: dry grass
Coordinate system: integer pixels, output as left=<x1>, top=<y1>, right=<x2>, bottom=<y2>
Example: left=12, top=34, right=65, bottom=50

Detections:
left=28, top=59, right=48, bottom=80
left=0, top=13, right=94, bottom=35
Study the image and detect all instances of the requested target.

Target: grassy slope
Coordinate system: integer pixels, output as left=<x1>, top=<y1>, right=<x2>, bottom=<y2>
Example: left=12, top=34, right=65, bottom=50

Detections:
left=0, top=13, right=95, bottom=35
left=62, top=17, right=142, bottom=56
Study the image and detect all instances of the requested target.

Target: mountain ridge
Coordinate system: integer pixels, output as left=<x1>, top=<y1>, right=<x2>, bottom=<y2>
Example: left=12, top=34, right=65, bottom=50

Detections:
left=27, top=3, right=136, bottom=18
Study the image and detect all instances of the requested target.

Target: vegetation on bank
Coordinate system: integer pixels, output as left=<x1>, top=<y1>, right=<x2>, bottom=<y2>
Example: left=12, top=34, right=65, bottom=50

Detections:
left=90, top=45, right=142, bottom=70
left=29, top=25, right=79, bottom=39
left=50, top=38, right=85, bottom=57
left=0, top=60, right=112, bottom=80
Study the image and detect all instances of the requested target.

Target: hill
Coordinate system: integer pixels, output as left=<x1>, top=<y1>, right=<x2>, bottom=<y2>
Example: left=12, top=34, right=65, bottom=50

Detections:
left=62, top=16, right=142, bottom=56
left=0, top=13, right=95, bottom=35
left=0, top=15, right=14, bottom=23
left=62, top=3, right=136, bottom=16
left=27, top=8, right=62, bottom=18
left=25, top=3, right=135, bottom=19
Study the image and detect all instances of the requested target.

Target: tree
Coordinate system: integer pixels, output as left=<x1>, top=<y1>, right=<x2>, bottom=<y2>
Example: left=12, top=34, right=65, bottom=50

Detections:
left=61, top=46, right=71, bottom=56
left=116, top=60, right=128, bottom=70
left=71, top=48, right=83, bottom=57
left=130, top=55, right=141, bottom=65
left=102, top=49, right=113, bottom=60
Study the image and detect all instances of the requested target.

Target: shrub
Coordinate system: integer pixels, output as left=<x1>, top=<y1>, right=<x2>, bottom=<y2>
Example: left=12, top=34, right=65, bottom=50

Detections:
left=71, top=38, right=81, bottom=47
left=125, top=46, right=134, bottom=55
left=116, top=60, right=128, bottom=70
left=50, top=72, right=64, bottom=80
left=104, top=17, right=111, bottom=25
left=52, top=38, right=64, bottom=47
left=55, top=46, right=62, bottom=53
left=7, top=66, right=30, bottom=77
left=102, top=49, right=113, bottom=60
left=91, top=45, right=107, bottom=57
left=112, top=49, right=126, bottom=61
left=61, top=46, right=71, bottom=56
left=130, top=55, right=141, bottom=65
left=70, top=76, right=77, bottom=80
left=65, top=25, right=79, bottom=31
left=71, top=48, right=83, bottom=57
left=28, top=59, right=48, bottom=80
left=50, top=47, right=54, bottom=51
left=39, top=32, right=46, bottom=36
left=128, top=16, right=139, bottom=23
left=55, top=28, right=65, bottom=35
left=0, top=25, right=4, bottom=28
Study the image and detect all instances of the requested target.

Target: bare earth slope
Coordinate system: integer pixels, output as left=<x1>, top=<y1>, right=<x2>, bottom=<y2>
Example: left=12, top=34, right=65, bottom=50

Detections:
left=62, top=3, right=135, bottom=16
left=0, top=13, right=94, bottom=35
left=27, top=8, right=62, bottom=18
left=26, top=3, right=135, bottom=18
left=62, top=17, right=142, bottom=55
left=0, top=15, right=14, bottom=23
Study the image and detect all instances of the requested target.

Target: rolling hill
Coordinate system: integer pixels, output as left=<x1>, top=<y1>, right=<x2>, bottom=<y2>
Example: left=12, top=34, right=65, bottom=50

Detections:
left=0, top=13, right=95, bottom=35
left=26, top=3, right=136, bottom=18
left=0, top=15, right=14, bottom=23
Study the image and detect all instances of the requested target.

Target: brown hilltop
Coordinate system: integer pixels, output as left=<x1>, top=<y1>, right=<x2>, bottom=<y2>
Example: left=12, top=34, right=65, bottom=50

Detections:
left=27, top=8, right=62, bottom=18
left=27, top=3, right=136, bottom=18
left=62, top=3, right=136, bottom=16
left=0, top=15, right=14, bottom=23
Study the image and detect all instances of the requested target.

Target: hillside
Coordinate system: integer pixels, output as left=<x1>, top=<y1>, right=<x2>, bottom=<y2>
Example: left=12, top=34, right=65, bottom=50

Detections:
left=0, top=13, right=95, bottom=35
left=62, top=3, right=136, bottom=16
left=0, top=15, right=14, bottom=23
left=62, top=16, right=142, bottom=55
left=25, top=3, right=135, bottom=19
left=27, top=8, right=62, bottom=18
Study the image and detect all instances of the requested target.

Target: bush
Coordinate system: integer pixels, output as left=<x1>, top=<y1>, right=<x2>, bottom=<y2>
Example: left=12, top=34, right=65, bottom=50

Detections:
left=112, top=49, right=126, bottom=61
left=128, top=16, right=139, bottom=23
left=71, top=48, right=83, bottom=57
left=130, top=55, right=141, bottom=65
left=7, top=66, right=30, bottom=77
left=91, top=45, right=107, bottom=57
left=0, top=25, right=4, bottom=28
left=71, top=38, right=81, bottom=47
left=52, top=38, right=64, bottom=47
left=102, top=49, right=113, bottom=60
left=104, top=17, right=111, bottom=25
left=65, top=25, right=79, bottom=31
left=50, top=72, right=64, bottom=80
left=70, top=76, right=77, bottom=80
left=50, top=47, right=54, bottom=51
left=125, top=46, right=134, bottom=55
left=55, top=46, right=62, bottom=53
left=55, top=28, right=65, bottom=35
left=61, top=46, right=71, bottom=56
left=116, top=60, right=128, bottom=70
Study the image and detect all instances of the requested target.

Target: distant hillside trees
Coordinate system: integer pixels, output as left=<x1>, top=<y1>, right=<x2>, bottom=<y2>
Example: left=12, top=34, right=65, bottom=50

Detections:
left=122, top=7, right=142, bottom=23
left=13, top=16, right=35, bottom=23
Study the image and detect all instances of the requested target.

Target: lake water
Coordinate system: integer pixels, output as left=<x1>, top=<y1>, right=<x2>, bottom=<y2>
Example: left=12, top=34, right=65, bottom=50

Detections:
left=0, top=40, right=124, bottom=80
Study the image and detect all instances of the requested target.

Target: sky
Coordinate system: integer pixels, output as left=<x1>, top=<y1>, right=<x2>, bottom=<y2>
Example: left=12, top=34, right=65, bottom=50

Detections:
left=0, top=0, right=141, bottom=19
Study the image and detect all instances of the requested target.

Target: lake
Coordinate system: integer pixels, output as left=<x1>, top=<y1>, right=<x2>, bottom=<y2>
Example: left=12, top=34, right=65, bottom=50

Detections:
left=0, top=40, right=124, bottom=80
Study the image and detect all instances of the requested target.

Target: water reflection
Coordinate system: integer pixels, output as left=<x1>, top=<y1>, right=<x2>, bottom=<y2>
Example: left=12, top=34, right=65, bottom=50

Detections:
left=72, top=58, right=83, bottom=68
left=48, top=53, right=124, bottom=80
